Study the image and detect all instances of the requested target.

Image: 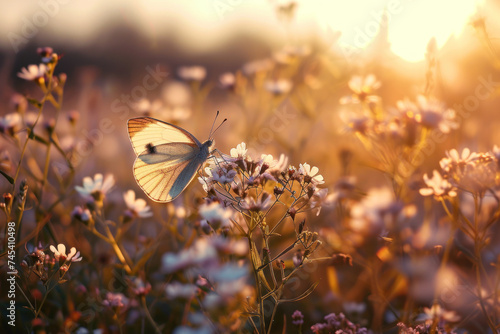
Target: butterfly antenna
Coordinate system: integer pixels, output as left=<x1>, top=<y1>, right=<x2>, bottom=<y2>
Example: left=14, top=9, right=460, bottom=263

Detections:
left=208, top=110, right=219, bottom=138
left=209, top=111, right=227, bottom=139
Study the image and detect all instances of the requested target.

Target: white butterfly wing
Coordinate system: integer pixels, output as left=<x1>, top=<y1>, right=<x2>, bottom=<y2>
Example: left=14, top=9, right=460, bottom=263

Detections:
left=133, top=151, right=194, bottom=202
left=128, top=117, right=211, bottom=203
left=128, top=117, right=201, bottom=156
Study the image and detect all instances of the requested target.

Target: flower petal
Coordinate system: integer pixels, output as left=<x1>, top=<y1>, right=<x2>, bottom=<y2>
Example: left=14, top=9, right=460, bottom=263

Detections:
left=58, top=244, right=66, bottom=256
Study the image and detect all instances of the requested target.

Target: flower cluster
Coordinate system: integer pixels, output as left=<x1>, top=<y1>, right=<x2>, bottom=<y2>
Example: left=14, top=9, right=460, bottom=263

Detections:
left=162, top=235, right=251, bottom=332
left=132, top=80, right=193, bottom=122
left=22, top=243, right=82, bottom=283
left=397, top=322, right=456, bottom=334
left=194, top=142, right=329, bottom=332
left=6, top=34, right=500, bottom=334
left=420, top=147, right=500, bottom=197
left=311, top=312, right=369, bottom=334
left=340, top=74, right=459, bottom=194
left=75, top=173, right=115, bottom=206
left=340, top=74, right=381, bottom=105
left=200, top=142, right=329, bottom=219
left=349, top=187, right=415, bottom=239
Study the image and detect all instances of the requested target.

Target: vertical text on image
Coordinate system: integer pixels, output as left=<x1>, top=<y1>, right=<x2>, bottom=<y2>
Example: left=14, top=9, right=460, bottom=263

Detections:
left=6, top=221, right=18, bottom=326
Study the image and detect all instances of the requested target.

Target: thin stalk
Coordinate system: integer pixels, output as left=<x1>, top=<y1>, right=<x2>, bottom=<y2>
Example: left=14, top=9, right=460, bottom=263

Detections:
left=16, top=281, right=35, bottom=311
left=266, top=301, right=279, bottom=334
left=472, top=194, right=497, bottom=331
left=249, top=235, right=266, bottom=333
left=140, top=295, right=162, bottom=334
left=12, top=71, right=55, bottom=191
left=34, top=284, right=55, bottom=319
left=103, top=224, right=132, bottom=275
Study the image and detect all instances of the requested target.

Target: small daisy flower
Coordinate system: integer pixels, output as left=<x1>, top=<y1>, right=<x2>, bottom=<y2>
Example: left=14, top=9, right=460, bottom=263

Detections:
left=162, top=238, right=218, bottom=274
left=50, top=244, right=82, bottom=262
left=299, top=163, right=324, bottom=185
left=439, top=148, right=478, bottom=172
left=10, top=94, right=28, bottom=112
left=343, top=302, right=366, bottom=314
left=309, top=188, right=337, bottom=216
left=199, top=202, right=233, bottom=229
left=70, top=250, right=83, bottom=262
left=419, top=170, right=457, bottom=198
left=123, top=190, right=153, bottom=218
left=165, top=282, right=198, bottom=299
left=230, top=142, right=248, bottom=160
left=17, top=64, right=47, bottom=81
left=0, top=113, right=21, bottom=135
left=210, top=165, right=237, bottom=184
left=156, top=105, right=193, bottom=123
left=219, top=72, right=236, bottom=89
left=177, top=65, right=206, bottom=81
left=209, top=236, right=248, bottom=256
left=414, top=95, right=458, bottom=133
left=260, top=154, right=274, bottom=166
left=49, top=243, right=67, bottom=261
left=444, top=150, right=497, bottom=193
left=420, top=304, right=461, bottom=324
left=75, top=173, right=115, bottom=203
left=340, top=74, right=381, bottom=104
left=350, top=187, right=399, bottom=234
left=132, top=98, right=163, bottom=115
left=267, top=153, right=289, bottom=174
left=199, top=168, right=216, bottom=192
left=242, top=58, right=273, bottom=75
left=341, top=112, right=374, bottom=135
left=395, top=98, right=418, bottom=118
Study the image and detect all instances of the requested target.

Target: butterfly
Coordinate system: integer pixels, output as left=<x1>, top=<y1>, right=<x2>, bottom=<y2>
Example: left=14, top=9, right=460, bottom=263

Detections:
left=127, top=116, right=218, bottom=203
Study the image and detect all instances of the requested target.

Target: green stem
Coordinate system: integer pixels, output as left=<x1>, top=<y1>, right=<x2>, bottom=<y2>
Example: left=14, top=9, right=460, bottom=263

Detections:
left=16, top=281, right=35, bottom=311
left=12, top=68, right=55, bottom=191
left=34, top=284, right=55, bottom=319
left=140, top=295, right=161, bottom=334
left=266, top=301, right=279, bottom=334
left=14, top=185, right=27, bottom=259
left=103, top=223, right=132, bottom=274
left=249, top=235, right=266, bottom=333
left=39, top=89, right=63, bottom=202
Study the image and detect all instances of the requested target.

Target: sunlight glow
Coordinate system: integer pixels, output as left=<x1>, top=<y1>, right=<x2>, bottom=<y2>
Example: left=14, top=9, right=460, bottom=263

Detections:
left=314, top=0, right=479, bottom=62
left=0, top=0, right=482, bottom=62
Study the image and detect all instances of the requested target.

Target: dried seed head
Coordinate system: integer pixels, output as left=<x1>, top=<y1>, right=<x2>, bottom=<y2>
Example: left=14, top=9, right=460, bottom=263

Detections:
left=298, top=219, right=305, bottom=234
left=3, top=193, right=12, bottom=207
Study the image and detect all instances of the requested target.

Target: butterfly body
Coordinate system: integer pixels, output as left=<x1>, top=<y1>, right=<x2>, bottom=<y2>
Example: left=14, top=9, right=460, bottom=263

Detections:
left=128, top=117, right=213, bottom=202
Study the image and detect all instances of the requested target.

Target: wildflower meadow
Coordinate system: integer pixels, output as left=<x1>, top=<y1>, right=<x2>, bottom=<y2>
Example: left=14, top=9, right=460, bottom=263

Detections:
left=2, top=1, right=500, bottom=333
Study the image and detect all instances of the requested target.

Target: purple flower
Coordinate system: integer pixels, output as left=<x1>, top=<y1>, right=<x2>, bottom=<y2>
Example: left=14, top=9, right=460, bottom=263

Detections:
left=292, top=310, right=304, bottom=326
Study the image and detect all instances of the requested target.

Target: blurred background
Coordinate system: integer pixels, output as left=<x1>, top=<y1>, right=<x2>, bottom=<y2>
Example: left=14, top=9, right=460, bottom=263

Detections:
left=1, top=0, right=499, bottom=184
left=2, top=1, right=500, bottom=332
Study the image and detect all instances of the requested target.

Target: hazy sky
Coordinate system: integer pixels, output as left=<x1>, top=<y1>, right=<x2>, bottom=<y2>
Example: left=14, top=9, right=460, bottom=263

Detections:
left=1, top=0, right=487, bottom=62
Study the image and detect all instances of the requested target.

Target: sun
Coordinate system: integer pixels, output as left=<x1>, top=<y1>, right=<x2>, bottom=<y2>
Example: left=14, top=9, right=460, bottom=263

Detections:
left=313, top=0, right=480, bottom=62
left=387, top=0, right=478, bottom=62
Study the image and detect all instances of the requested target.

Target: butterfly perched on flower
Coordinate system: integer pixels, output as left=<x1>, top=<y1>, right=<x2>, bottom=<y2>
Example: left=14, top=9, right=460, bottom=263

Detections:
left=127, top=116, right=220, bottom=202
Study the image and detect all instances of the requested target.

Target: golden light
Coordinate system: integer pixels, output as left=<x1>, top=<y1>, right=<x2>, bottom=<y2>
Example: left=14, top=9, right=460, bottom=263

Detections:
left=314, top=0, right=480, bottom=62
